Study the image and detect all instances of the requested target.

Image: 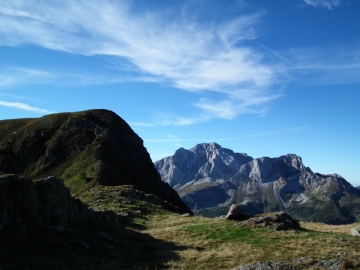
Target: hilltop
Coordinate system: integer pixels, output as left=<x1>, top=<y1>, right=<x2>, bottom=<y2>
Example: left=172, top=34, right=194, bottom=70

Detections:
left=155, top=142, right=360, bottom=224
left=0, top=109, right=190, bottom=214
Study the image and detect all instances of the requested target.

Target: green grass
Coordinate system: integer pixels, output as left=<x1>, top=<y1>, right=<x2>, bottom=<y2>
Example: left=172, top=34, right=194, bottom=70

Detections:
left=74, top=185, right=167, bottom=216
left=2, top=196, right=360, bottom=269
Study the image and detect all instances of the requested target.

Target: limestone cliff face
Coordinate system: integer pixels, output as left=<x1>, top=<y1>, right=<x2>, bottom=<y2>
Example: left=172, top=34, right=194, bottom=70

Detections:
left=154, top=143, right=360, bottom=224
left=0, top=109, right=191, bottom=214
left=156, top=143, right=253, bottom=188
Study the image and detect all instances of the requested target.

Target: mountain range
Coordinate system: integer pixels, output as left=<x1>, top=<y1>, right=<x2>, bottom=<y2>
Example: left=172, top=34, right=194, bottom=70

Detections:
left=154, top=142, right=360, bottom=224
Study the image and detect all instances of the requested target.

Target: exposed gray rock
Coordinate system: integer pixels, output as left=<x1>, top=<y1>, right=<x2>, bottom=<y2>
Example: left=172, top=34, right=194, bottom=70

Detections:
left=293, top=257, right=307, bottom=263
left=236, top=212, right=301, bottom=231
left=313, top=258, right=342, bottom=269
left=236, top=261, right=301, bottom=270
left=155, top=143, right=252, bottom=188
left=155, top=143, right=360, bottom=224
left=350, top=225, right=360, bottom=236
left=0, top=174, right=126, bottom=230
left=226, top=204, right=244, bottom=220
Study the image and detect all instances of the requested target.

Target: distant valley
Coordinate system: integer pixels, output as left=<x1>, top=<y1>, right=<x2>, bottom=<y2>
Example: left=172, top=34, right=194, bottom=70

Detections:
left=155, top=142, right=360, bottom=224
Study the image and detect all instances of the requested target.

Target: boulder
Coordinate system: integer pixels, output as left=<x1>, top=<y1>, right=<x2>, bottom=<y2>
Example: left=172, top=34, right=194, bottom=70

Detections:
left=226, top=204, right=244, bottom=220
left=350, top=225, right=360, bottom=236
left=236, top=212, right=301, bottom=231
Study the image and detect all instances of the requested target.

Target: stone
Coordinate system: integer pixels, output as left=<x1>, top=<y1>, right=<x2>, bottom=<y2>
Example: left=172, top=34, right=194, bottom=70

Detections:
left=293, top=257, right=307, bottom=263
left=236, top=261, right=301, bottom=270
left=350, top=225, right=360, bottom=236
left=226, top=204, right=244, bottom=220
left=313, top=258, right=342, bottom=270
left=236, top=212, right=301, bottom=231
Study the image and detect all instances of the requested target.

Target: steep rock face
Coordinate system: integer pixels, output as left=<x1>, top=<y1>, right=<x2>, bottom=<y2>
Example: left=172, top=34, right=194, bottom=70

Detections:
left=156, top=143, right=253, bottom=188
left=0, top=109, right=191, bottom=214
left=0, top=174, right=123, bottom=230
left=154, top=143, right=360, bottom=224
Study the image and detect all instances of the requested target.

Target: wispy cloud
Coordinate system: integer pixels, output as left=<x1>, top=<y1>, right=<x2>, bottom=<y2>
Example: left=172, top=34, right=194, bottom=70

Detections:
left=145, top=126, right=309, bottom=143
left=287, top=46, right=360, bottom=85
left=0, top=100, right=54, bottom=114
left=0, top=67, right=56, bottom=89
left=303, top=0, right=341, bottom=9
left=145, top=134, right=192, bottom=143
left=244, top=126, right=310, bottom=138
left=1, top=1, right=354, bottom=125
left=0, top=0, right=283, bottom=124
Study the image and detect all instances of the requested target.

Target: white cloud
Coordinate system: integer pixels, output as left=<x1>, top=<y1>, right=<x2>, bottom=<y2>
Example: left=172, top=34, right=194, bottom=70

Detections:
left=0, top=0, right=283, bottom=124
left=0, top=100, right=54, bottom=114
left=287, top=46, right=360, bottom=85
left=0, top=67, right=56, bottom=89
left=303, top=0, right=340, bottom=9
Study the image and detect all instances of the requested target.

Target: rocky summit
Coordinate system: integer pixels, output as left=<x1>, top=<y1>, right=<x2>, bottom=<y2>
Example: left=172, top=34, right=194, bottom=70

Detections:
left=154, top=142, right=360, bottom=224
left=0, top=109, right=191, bottom=215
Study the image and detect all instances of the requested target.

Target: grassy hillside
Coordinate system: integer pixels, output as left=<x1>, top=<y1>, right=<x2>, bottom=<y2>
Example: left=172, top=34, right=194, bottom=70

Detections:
left=1, top=206, right=360, bottom=269
left=0, top=110, right=191, bottom=214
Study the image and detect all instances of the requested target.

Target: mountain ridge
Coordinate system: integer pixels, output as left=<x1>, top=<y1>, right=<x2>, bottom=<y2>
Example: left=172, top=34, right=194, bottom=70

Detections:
left=155, top=142, right=360, bottom=224
left=0, top=109, right=191, bottom=215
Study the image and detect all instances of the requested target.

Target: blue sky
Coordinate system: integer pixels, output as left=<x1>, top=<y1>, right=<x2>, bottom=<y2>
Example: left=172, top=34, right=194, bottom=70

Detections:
left=1, top=0, right=360, bottom=186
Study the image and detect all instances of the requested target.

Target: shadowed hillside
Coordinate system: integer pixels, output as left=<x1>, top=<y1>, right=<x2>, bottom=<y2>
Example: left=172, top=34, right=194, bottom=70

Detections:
left=0, top=109, right=191, bottom=214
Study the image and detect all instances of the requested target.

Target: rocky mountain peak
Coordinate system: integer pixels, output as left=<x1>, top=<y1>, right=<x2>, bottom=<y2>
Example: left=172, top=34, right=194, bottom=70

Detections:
left=154, top=143, right=254, bottom=188
left=155, top=143, right=360, bottom=224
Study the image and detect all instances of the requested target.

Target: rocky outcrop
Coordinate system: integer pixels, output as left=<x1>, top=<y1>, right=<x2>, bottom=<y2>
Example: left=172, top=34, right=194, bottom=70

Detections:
left=313, top=258, right=343, bottom=270
left=155, top=143, right=360, bottom=224
left=226, top=204, right=244, bottom=220
left=0, top=109, right=191, bottom=214
left=350, top=225, right=360, bottom=236
left=236, top=212, right=301, bottom=231
left=236, top=261, right=301, bottom=270
left=0, top=174, right=124, bottom=230
left=156, top=143, right=253, bottom=188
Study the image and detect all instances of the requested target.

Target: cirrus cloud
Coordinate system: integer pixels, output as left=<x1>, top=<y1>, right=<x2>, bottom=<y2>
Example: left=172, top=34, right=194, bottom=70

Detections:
left=0, top=0, right=284, bottom=124
left=303, top=0, right=341, bottom=9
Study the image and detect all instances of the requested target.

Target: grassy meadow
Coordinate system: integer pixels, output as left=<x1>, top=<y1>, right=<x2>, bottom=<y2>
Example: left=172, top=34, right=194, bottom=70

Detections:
left=137, top=214, right=360, bottom=269
left=1, top=184, right=360, bottom=269
left=74, top=186, right=360, bottom=269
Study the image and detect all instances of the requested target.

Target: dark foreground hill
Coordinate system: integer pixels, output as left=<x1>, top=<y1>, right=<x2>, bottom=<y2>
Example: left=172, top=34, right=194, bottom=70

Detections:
left=0, top=109, right=191, bottom=214
left=155, top=142, right=360, bottom=224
